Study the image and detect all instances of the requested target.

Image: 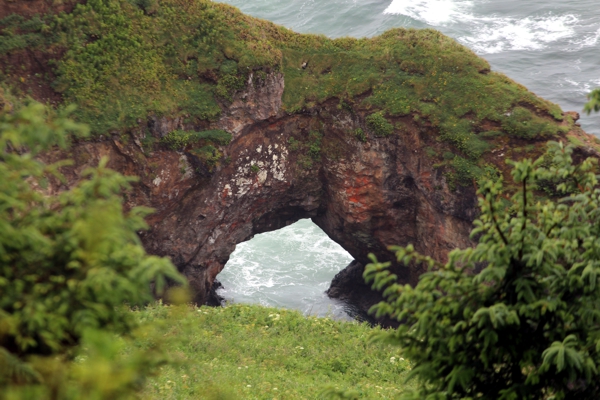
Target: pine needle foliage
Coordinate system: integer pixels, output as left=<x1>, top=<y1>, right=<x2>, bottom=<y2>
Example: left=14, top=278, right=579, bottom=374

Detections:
left=365, top=142, right=600, bottom=399
left=0, top=101, right=185, bottom=395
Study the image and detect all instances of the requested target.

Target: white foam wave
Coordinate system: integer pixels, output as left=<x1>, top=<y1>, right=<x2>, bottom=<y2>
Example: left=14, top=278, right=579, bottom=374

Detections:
left=384, top=0, right=474, bottom=25
left=218, top=219, right=353, bottom=316
left=563, top=78, right=598, bottom=95
left=464, top=14, right=579, bottom=54
left=567, top=27, right=600, bottom=51
left=384, top=0, right=581, bottom=54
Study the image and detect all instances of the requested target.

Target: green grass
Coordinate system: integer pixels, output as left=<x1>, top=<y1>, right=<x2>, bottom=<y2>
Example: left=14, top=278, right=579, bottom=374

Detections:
left=0, top=0, right=568, bottom=187
left=132, top=303, right=414, bottom=399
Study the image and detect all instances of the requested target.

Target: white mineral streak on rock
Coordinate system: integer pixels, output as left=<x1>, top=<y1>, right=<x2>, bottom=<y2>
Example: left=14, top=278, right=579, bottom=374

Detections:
left=179, top=154, right=194, bottom=180
left=235, top=177, right=252, bottom=197
left=207, top=228, right=222, bottom=245
left=258, top=170, right=268, bottom=184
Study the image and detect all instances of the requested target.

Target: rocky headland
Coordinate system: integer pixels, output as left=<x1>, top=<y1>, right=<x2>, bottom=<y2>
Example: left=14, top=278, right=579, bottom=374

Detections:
left=2, top=0, right=599, bottom=323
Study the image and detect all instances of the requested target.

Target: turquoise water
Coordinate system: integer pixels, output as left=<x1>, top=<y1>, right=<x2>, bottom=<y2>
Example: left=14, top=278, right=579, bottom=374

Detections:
left=217, top=0, right=600, bottom=317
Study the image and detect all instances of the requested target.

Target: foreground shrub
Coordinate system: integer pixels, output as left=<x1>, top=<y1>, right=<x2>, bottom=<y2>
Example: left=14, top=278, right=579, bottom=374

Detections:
left=0, top=101, right=185, bottom=398
left=365, top=142, right=600, bottom=399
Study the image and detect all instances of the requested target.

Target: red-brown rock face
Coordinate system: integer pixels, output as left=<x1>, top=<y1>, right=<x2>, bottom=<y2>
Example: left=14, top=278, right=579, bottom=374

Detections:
left=44, top=72, right=478, bottom=309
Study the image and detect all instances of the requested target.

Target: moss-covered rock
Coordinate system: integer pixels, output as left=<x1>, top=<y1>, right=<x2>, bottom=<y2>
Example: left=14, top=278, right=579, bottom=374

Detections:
left=0, top=0, right=575, bottom=185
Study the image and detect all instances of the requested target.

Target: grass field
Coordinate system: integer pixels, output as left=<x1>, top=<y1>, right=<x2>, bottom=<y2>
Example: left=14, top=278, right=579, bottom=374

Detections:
left=132, top=303, right=414, bottom=399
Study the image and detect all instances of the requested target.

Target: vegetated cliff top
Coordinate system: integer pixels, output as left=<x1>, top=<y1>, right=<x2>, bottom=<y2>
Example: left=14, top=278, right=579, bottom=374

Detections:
left=0, top=0, right=597, bottom=187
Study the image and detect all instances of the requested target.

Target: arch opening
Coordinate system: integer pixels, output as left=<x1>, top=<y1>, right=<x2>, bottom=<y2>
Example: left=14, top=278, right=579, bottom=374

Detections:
left=217, top=219, right=355, bottom=320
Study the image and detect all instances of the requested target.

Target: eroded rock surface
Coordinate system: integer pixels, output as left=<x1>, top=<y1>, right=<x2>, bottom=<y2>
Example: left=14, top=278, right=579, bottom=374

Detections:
left=42, top=72, right=480, bottom=317
left=7, top=0, right=598, bottom=325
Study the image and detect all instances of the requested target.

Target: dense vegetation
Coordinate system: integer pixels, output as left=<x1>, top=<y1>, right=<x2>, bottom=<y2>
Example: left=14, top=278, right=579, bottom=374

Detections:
left=0, top=0, right=575, bottom=187
left=0, top=99, right=411, bottom=399
left=4, top=2, right=600, bottom=399
left=0, top=101, right=185, bottom=398
left=365, top=142, right=600, bottom=399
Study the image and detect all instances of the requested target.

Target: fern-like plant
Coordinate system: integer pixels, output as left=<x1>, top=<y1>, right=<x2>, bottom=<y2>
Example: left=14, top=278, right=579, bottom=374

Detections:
left=0, top=101, right=185, bottom=397
left=365, top=142, right=600, bottom=399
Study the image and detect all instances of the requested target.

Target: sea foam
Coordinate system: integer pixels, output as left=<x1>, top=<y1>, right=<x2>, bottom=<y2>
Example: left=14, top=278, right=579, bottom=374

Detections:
left=384, top=0, right=580, bottom=54
left=384, top=0, right=474, bottom=25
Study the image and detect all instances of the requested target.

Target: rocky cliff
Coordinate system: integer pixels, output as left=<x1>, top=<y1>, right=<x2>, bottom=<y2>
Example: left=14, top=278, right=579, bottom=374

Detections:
left=3, top=0, right=599, bottom=318
left=39, top=68, right=592, bottom=317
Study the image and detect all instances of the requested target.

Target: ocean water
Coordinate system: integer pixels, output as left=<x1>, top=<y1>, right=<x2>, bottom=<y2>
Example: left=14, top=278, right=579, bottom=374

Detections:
left=217, top=0, right=600, bottom=316
left=217, top=219, right=354, bottom=318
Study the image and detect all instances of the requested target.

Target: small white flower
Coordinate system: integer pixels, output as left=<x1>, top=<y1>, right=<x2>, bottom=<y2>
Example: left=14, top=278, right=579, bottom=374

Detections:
left=247, top=385, right=252, bottom=388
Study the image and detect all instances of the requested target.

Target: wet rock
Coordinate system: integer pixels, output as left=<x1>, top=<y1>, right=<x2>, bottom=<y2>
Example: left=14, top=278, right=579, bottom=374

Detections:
left=206, top=279, right=225, bottom=307
left=326, top=260, right=398, bottom=326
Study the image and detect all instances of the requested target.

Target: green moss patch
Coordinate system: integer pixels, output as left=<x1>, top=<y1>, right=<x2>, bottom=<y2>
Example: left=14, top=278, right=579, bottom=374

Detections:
left=501, top=106, right=560, bottom=139
left=160, top=129, right=231, bottom=151
left=191, top=144, right=222, bottom=167
left=366, top=112, right=394, bottom=137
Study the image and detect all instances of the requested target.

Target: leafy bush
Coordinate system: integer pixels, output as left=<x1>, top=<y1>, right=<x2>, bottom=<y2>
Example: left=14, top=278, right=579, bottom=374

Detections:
left=160, top=129, right=193, bottom=150
left=366, top=112, right=394, bottom=137
left=0, top=102, right=185, bottom=395
left=585, top=89, right=600, bottom=114
left=365, top=142, right=600, bottom=399
left=199, top=129, right=233, bottom=145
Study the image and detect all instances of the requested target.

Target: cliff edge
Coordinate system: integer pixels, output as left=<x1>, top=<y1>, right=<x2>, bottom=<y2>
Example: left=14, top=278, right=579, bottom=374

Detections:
left=2, top=0, right=598, bottom=316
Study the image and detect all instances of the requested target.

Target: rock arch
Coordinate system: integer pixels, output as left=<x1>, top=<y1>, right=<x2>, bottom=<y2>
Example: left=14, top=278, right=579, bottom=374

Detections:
left=138, top=74, right=478, bottom=308
left=43, top=72, right=478, bottom=312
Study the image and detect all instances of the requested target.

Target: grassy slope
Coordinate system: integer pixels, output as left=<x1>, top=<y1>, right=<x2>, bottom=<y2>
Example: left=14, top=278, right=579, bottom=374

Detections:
left=0, top=0, right=579, bottom=187
left=133, top=303, right=413, bottom=399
